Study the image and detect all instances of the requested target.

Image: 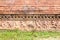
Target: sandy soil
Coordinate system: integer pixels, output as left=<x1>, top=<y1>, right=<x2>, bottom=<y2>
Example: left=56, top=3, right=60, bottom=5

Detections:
left=34, top=37, right=60, bottom=40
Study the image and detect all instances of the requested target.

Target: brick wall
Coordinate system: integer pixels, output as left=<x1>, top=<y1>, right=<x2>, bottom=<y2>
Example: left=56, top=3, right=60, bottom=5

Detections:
left=0, top=0, right=60, bottom=14
left=0, top=20, right=60, bottom=31
left=0, top=0, right=60, bottom=31
left=0, top=14, right=60, bottom=31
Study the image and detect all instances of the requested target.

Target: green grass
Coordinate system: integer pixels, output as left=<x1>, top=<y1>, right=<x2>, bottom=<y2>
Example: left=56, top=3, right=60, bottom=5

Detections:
left=0, top=30, right=60, bottom=40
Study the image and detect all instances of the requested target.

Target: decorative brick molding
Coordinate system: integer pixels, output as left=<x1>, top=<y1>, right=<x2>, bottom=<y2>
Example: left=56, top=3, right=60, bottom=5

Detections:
left=0, top=14, right=60, bottom=21
left=0, top=14, right=60, bottom=31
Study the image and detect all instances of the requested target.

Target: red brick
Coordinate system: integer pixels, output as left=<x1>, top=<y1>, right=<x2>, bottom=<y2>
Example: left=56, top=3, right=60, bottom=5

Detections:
left=0, top=0, right=60, bottom=14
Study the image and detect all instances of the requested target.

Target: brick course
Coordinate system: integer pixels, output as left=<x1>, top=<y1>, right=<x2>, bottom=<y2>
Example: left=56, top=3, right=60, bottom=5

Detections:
left=0, top=0, right=60, bottom=14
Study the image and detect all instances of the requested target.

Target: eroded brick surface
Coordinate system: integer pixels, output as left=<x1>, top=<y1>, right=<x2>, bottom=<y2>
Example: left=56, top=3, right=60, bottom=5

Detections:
left=0, top=20, right=60, bottom=31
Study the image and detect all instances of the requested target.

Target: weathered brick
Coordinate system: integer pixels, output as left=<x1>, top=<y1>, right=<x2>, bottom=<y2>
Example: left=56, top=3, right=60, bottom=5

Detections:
left=0, top=0, right=60, bottom=14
